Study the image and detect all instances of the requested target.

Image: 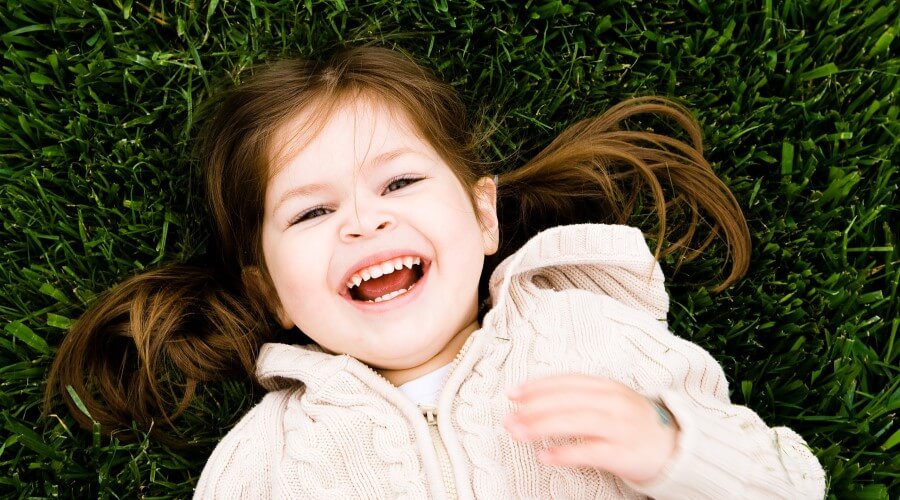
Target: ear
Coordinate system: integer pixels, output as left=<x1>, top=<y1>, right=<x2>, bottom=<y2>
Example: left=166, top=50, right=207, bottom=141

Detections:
left=241, top=266, right=294, bottom=330
left=473, top=176, right=499, bottom=256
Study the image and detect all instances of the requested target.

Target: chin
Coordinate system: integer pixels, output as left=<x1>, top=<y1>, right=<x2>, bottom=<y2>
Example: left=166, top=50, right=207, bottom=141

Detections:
left=367, top=345, right=444, bottom=371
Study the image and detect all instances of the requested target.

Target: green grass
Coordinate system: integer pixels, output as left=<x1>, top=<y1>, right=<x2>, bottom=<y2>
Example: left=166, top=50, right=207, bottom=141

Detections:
left=1, top=0, right=897, bottom=497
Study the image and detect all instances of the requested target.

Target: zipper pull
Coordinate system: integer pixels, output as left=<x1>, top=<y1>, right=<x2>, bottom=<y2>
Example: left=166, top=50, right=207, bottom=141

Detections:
left=420, top=404, right=437, bottom=424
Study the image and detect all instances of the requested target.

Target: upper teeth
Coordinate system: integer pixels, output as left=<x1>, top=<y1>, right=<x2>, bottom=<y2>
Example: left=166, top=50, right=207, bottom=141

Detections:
left=347, top=256, right=421, bottom=289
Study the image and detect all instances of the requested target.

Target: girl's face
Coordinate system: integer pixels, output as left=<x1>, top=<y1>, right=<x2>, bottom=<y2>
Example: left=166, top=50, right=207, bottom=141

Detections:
left=260, top=97, right=498, bottom=373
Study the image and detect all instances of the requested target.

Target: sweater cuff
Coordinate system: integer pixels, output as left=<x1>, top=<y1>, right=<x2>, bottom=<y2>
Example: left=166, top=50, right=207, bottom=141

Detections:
left=624, top=390, right=794, bottom=499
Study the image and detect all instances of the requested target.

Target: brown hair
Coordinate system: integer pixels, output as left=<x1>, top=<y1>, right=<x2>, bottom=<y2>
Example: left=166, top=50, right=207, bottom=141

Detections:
left=45, top=46, right=749, bottom=442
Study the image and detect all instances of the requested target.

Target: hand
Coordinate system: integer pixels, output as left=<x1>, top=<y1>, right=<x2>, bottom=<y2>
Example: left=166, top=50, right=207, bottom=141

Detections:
left=503, top=374, right=679, bottom=484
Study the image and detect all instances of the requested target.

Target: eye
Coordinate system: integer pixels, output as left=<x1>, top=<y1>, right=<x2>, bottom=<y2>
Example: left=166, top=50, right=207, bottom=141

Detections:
left=383, top=175, right=424, bottom=194
left=290, top=206, right=331, bottom=225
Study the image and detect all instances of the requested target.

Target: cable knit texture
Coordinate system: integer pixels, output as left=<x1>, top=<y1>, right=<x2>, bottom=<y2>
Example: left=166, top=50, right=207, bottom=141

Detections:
left=194, top=224, right=826, bottom=499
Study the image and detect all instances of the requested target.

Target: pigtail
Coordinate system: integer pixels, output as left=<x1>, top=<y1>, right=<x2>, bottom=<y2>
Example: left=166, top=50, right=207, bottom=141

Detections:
left=43, top=57, right=317, bottom=444
left=495, top=96, right=750, bottom=292
left=44, top=261, right=271, bottom=444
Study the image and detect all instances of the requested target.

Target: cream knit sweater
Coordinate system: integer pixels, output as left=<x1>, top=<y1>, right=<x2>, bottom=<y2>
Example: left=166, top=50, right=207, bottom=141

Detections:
left=195, top=224, right=825, bottom=499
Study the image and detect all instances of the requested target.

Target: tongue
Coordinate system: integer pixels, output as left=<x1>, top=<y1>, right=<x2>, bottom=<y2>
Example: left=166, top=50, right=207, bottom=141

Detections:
left=356, top=267, right=418, bottom=301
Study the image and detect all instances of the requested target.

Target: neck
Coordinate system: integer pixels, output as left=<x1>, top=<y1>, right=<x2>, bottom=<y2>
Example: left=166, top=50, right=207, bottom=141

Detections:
left=378, top=320, right=479, bottom=386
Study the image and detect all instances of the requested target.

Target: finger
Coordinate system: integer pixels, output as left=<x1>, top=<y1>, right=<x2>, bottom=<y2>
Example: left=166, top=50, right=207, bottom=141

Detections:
left=539, top=440, right=672, bottom=483
left=537, top=441, right=618, bottom=469
left=508, top=374, right=626, bottom=401
left=510, top=387, right=627, bottom=422
left=506, top=408, right=626, bottom=442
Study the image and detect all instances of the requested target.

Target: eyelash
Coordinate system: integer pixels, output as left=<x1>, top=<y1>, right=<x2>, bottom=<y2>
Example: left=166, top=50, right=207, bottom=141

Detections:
left=288, top=175, right=425, bottom=226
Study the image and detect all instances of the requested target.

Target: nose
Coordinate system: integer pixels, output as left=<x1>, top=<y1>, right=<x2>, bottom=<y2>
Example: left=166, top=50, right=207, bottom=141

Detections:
left=339, top=207, right=396, bottom=241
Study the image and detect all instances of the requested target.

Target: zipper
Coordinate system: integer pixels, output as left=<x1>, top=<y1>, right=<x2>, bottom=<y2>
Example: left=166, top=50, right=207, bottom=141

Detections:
left=421, top=404, right=457, bottom=500
left=357, top=330, right=481, bottom=498
left=419, top=333, right=477, bottom=500
left=447, top=330, right=476, bottom=375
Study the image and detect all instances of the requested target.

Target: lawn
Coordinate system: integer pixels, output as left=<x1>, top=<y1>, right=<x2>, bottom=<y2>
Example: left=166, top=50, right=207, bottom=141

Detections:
left=1, top=0, right=897, bottom=497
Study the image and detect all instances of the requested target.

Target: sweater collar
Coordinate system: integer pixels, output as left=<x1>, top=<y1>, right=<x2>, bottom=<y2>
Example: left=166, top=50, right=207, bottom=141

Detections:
left=255, top=342, right=353, bottom=392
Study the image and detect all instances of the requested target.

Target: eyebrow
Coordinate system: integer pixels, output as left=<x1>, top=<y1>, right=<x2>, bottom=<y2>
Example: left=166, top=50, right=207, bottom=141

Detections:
left=273, top=147, right=413, bottom=213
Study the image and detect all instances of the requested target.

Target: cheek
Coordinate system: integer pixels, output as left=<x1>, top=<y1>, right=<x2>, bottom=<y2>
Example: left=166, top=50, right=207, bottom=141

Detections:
left=445, top=196, right=484, bottom=247
left=427, top=182, right=479, bottom=226
left=268, top=234, right=331, bottom=302
left=426, top=187, right=487, bottom=269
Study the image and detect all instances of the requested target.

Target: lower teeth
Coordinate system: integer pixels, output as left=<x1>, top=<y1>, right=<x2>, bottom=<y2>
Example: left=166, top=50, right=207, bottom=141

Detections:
left=368, top=282, right=417, bottom=303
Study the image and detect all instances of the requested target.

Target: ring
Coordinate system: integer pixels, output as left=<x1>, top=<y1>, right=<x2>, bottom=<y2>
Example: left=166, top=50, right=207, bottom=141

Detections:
left=650, top=399, right=674, bottom=427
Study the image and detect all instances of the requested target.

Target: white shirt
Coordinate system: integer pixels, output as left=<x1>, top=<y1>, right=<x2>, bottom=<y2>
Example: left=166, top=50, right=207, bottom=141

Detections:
left=398, top=363, right=452, bottom=407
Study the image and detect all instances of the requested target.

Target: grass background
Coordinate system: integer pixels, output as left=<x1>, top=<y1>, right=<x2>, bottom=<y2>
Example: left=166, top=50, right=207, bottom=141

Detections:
left=1, top=0, right=897, bottom=497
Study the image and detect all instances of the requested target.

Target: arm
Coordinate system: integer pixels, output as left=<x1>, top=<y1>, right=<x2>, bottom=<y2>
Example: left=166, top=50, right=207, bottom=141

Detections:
left=508, top=293, right=826, bottom=499
left=194, top=390, right=290, bottom=499
left=496, top=224, right=825, bottom=497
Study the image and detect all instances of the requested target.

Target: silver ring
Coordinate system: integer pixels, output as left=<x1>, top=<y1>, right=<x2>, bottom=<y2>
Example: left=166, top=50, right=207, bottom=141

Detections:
left=650, top=399, right=673, bottom=427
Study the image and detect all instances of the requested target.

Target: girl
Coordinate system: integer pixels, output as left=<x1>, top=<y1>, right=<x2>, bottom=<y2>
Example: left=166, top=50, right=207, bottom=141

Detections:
left=46, top=46, right=825, bottom=498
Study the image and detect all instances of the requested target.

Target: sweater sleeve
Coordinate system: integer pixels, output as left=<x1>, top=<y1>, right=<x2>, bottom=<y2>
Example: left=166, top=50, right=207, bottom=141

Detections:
left=194, top=390, right=291, bottom=499
left=605, top=305, right=827, bottom=499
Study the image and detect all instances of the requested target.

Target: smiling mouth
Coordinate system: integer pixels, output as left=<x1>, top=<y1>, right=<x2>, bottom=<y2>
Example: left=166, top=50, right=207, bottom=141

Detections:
left=345, top=256, right=426, bottom=303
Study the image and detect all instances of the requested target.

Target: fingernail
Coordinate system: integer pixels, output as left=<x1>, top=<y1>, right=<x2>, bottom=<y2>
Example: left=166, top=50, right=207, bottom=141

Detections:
left=503, top=415, right=528, bottom=440
left=506, top=386, right=522, bottom=399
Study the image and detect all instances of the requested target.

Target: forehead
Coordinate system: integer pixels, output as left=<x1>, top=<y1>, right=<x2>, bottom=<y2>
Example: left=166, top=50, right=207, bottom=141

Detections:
left=267, top=96, right=424, bottom=181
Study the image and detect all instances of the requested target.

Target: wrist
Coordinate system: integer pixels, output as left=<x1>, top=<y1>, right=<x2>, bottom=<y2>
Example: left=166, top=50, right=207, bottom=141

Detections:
left=633, top=397, right=682, bottom=485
